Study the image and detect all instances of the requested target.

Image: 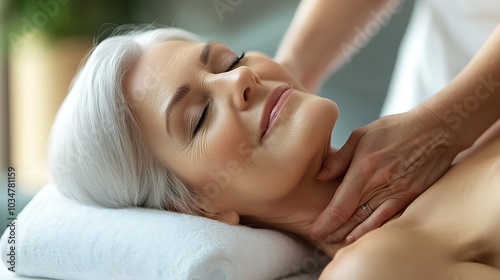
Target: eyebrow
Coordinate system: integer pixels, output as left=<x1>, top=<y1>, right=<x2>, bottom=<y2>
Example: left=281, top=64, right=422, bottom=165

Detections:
left=165, top=42, right=213, bottom=135
left=165, top=84, right=190, bottom=135
left=200, top=41, right=214, bottom=66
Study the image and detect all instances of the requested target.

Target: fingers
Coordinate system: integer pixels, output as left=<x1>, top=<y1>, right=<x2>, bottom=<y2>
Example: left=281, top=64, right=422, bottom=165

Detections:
left=317, top=128, right=364, bottom=181
left=325, top=202, right=374, bottom=243
left=346, top=198, right=404, bottom=243
left=310, top=174, right=363, bottom=239
left=316, top=152, right=348, bottom=180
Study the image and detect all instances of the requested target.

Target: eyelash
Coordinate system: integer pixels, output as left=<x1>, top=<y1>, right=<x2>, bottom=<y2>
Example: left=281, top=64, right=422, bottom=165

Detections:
left=193, top=102, right=209, bottom=136
left=193, top=51, right=246, bottom=137
left=227, top=51, right=245, bottom=71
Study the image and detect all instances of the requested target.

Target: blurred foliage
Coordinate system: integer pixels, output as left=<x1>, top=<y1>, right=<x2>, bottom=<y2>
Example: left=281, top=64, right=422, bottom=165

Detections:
left=2, top=0, right=137, bottom=41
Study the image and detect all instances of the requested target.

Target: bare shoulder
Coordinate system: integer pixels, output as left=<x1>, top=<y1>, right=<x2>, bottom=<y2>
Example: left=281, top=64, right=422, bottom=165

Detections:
left=319, top=120, right=500, bottom=279
left=319, top=223, right=500, bottom=280
left=318, top=226, right=449, bottom=280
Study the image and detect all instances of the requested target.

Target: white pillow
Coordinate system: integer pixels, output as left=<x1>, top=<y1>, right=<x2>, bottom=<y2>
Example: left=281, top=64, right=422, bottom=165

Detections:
left=0, top=184, right=329, bottom=280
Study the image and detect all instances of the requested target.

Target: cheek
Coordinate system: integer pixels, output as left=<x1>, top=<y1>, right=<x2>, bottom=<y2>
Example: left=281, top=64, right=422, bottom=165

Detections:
left=203, top=119, right=294, bottom=205
left=208, top=117, right=251, bottom=164
left=166, top=117, right=248, bottom=193
left=249, top=56, right=297, bottom=84
left=191, top=115, right=253, bottom=188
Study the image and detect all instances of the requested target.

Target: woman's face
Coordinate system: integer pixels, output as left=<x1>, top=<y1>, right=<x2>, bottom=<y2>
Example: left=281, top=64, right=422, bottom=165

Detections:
left=125, top=39, right=338, bottom=222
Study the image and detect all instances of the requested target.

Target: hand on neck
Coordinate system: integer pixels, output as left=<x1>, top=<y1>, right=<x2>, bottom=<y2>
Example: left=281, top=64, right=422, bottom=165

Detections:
left=240, top=144, right=347, bottom=257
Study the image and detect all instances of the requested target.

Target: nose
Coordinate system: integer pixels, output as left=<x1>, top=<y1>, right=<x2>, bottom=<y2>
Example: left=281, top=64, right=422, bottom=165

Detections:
left=218, top=66, right=261, bottom=111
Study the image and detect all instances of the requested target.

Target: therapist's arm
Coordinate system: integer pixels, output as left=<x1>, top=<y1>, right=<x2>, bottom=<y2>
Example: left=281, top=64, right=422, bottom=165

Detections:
left=312, top=24, right=500, bottom=243
left=422, top=26, right=500, bottom=153
left=275, top=0, right=398, bottom=93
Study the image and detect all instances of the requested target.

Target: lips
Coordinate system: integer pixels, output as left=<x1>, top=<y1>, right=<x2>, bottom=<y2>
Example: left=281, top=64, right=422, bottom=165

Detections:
left=260, top=85, right=292, bottom=139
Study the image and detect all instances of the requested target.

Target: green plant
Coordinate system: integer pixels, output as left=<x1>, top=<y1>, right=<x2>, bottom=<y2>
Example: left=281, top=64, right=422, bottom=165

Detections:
left=3, top=0, right=137, bottom=41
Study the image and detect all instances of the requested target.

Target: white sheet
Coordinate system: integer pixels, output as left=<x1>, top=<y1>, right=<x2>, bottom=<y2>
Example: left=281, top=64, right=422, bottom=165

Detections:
left=0, top=184, right=328, bottom=279
left=0, top=264, right=324, bottom=280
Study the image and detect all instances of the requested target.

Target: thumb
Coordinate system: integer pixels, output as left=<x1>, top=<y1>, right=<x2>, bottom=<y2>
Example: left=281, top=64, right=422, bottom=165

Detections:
left=317, top=129, right=364, bottom=181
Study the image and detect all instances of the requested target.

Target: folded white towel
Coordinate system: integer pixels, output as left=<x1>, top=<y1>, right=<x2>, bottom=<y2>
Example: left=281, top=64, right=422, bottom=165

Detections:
left=0, top=184, right=329, bottom=280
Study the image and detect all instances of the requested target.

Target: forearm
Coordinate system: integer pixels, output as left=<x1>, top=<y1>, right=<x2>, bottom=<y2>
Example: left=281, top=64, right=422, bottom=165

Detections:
left=418, top=25, right=500, bottom=153
left=275, top=0, right=397, bottom=92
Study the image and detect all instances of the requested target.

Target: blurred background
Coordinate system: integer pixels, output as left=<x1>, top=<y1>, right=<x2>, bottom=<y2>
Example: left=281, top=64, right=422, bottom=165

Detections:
left=0, top=0, right=414, bottom=230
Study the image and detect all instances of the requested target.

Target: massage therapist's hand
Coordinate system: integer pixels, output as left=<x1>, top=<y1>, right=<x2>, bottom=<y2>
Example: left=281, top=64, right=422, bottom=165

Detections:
left=311, top=105, right=463, bottom=244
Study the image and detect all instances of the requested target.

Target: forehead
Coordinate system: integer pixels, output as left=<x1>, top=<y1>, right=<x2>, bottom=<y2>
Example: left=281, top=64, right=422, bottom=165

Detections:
left=126, top=40, right=201, bottom=101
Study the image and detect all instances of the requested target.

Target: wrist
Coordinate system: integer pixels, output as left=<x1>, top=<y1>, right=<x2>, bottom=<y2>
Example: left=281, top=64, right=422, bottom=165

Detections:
left=276, top=58, right=303, bottom=83
left=410, top=103, right=467, bottom=157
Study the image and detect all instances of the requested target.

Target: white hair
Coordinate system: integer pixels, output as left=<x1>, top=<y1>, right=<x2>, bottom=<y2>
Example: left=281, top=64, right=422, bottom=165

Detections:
left=48, top=26, right=205, bottom=214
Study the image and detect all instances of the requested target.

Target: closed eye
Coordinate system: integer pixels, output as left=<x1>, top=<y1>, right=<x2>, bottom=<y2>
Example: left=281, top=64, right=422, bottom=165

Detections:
left=227, top=51, right=245, bottom=71
left=192, top=51, right=244, bottom=138
left=193, top=102, right=209, bottom=136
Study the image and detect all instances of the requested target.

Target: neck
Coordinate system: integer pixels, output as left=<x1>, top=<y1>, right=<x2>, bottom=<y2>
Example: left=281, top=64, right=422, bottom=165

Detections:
left=242, top=145, right=346, bottom=256
left=268, top=175, right=346, bottom=256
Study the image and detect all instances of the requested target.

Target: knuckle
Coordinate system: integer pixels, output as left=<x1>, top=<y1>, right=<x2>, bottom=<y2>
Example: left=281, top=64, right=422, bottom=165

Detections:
left=350, top=128, right=362, bottom=139
left=351, top=210, right=366, bottom=224
left=326, top=154, right=341, bottom=166
left=328, top=206, right=350, bottom=224
left=372, top=170, right=391, bottom=188
left=361, top=224, right=371, bottom=235
left=376, top=208, right=393, bottom=224
left=352, top=127, right=367, bottom=139
left=388, top=164, right=404, bottom=182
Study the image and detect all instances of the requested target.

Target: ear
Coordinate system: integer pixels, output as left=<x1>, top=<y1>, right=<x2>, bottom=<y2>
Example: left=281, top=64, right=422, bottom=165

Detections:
left=213, top=210, right=240, bottom=225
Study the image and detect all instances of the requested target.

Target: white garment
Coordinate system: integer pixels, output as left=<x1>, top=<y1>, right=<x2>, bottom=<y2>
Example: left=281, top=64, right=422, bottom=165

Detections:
left=381, top=0, right=500, bottom=116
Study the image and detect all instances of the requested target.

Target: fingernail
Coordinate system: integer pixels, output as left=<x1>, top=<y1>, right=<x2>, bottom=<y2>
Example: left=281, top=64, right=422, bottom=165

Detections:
left=346, top=235, right=355, bottom=244
left=317, top=168, right=330, bottom=179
